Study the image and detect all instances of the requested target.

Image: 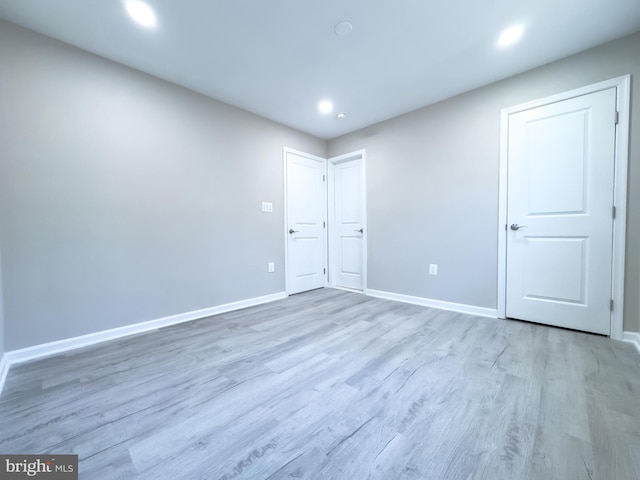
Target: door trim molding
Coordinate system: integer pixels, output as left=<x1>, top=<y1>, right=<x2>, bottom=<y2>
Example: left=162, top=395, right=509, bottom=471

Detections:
left=283, top=147, right=328, bottom=295
left=328, top=149, right=368, bottom=293
left=497, top=75, right=630, bottom=339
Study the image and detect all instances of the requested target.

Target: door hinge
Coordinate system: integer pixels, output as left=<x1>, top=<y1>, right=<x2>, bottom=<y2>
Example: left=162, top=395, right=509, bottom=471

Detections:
left=610, top=299, right=614, bottom=311
left=612, top=206, right=616, bottom=219
left=323, top=174, right=326, bottom=182
left=324, top=268, right=326, bottom=275
left=614, top=111, right=619, bottom=125
left=323, top=221, right=326, bottom=228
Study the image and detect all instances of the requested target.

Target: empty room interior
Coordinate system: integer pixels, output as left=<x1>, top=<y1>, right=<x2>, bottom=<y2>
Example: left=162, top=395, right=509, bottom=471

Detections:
left=1, top=1, right=640, bottom=479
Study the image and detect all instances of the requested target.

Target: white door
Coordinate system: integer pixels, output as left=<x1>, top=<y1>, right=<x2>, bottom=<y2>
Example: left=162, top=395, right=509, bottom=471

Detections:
left=285, top=149, right=326, bottom=294
left=506, top=88, right=617, bottom=335
left=329, top=154, right=366, bottom=291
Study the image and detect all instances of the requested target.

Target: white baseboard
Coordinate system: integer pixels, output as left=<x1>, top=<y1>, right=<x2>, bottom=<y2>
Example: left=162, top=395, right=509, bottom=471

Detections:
left=623, top=331, right=640, bottom=354
left=0, top=291, right=287, bottom=397
left=366, top=289, right=498, bottom=318
left=0, top=353, right=9, bottom=397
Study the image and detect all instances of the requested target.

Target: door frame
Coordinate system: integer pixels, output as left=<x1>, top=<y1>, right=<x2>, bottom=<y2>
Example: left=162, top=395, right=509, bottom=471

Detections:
left=497, top=75, right=631, bottom=339
left=283, top=147, right=328, bottom=295
left=328, top=149, right=368, bottom=292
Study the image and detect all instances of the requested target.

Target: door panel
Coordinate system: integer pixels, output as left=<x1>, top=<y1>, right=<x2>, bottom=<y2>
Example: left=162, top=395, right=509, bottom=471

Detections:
left=506, top=88, right=617, bottom=335
left=331, top=157, right=365, bottom=290
left=285, top=151, right=326, bottom=294
left=526, top=110, right=589, bottom=215
left=340, top=237, right=361, bottom=274
left=523, top=237, right=587, bottom=304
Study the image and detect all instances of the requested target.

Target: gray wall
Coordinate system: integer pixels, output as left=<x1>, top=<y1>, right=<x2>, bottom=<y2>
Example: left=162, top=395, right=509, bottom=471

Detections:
left=328, top=32, right=640, bottom=333
left=1, top=19, right=638, bottom=354
left=0, top=20, right=325, bottom=350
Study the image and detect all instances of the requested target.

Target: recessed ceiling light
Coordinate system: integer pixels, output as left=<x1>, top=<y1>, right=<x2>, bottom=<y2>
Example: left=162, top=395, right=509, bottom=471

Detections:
left=334, top=21, right=353, bottom=37
left=498, top=25, right=524, bottom=47
left=337, top=112, right=347, bottom=119
left=125, top=0, right=157, bottom=28
left=318, top=100, right=334, bottom=114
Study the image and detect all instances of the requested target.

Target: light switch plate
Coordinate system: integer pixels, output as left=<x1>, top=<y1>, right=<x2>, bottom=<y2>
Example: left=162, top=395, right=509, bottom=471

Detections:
left=268, top=262, right=275, bottom=273
left=429, top=264, right=438, bottom=275
left=261, top=202, right=273, bottom=213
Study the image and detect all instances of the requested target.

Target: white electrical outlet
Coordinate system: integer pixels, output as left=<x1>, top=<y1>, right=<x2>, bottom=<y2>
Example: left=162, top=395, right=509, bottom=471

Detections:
left=261, top=202, right=273, bottom=213
left=268, top=262, right=275, bottom=273
left=429, top=264, right=438, bottom=275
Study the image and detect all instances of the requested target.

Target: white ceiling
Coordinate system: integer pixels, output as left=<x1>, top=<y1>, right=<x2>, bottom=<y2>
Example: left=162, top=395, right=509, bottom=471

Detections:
left=1, top=1, right=639, bottom=140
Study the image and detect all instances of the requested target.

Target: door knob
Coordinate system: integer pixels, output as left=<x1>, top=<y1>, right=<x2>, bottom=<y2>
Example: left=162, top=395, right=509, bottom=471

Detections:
left=510, top=224, right=527, bottom=231
left=355, top=228, right=364, bottom=233
left=288, top=228, right=299, bottom=234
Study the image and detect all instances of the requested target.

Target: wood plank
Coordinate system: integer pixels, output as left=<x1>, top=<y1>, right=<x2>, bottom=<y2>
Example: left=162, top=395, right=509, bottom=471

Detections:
left=0, top=288, right=638, bottom=479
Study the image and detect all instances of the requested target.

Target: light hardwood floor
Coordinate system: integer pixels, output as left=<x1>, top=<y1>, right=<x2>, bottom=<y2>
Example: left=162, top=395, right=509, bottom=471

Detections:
left=1, top=288, right=639, bottom=479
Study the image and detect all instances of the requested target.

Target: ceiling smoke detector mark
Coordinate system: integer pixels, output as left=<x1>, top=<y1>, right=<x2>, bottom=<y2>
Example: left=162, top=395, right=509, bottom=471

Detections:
left=334, top=21, right=353, bottom=37
left=337, top=112, right=348, bottom=119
